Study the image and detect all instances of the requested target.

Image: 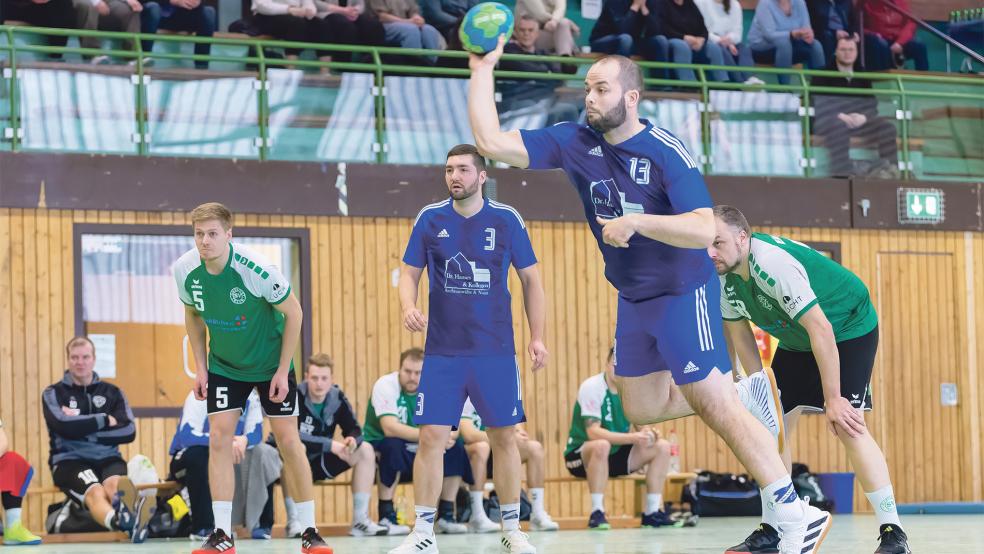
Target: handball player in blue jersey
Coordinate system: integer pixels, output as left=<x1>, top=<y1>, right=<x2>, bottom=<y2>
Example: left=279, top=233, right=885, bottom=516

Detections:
left=392, top=144, right=547, bottom=554
left=466, top=39, right=832, bottom=554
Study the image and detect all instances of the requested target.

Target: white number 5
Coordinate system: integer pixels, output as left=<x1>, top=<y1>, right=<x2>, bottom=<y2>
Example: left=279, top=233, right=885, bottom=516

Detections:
left=484, top=228, right=495, bottom=251
left=192, top=290, right=204, bottom=311
left=216, top=386, right=228, bottom=409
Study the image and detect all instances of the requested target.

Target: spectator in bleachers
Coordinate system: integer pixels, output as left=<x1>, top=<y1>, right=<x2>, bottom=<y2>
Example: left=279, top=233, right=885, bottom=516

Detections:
left=262, top=354, right=388, bottom=538
left=369, top=0, right=443, bottom=63
left=314, top=0, right=387, bottom=62
left=748, top=0, right=825, bottom=84
left=811, top=36, right=899, bottom=177
left=0, top=416, right=42, bottom=545
left=364, top=349, right=471, bottom=535
left=41, top=336, right=147, bottom=541
left=806, top=0, right=855, bottom=67
left=860, top=0, right=927, bottom=71
left=458, top=397, right=559, bottom=533
left=139, top=0, right=216, bottom=69
left=73, top=0, right=142, bottom=63
left=564, top=347, right=674, bottom=530
left=500, top=14, right=581, bottom=93
left=0, top=0, right=78, bottom=57
left=695, top=0, right=764, bottom=84
left=168, top=388, right=267, bottom=541
left=658, top=0, right=728, bottom=81
left=516, top=0, right=579, bottom=56
left=250, top=0, right=341, bottom=64
left=588, top=0, right=647, bottom=57
left=418, top=0, right=477, bottom=40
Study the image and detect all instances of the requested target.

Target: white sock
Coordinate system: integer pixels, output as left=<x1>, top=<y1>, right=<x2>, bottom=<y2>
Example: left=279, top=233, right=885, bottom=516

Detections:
left=645, top=493, right=663, bottom=514
left=295, top=500, right=315, bottom=530
left=414, top=505, right=436, bottom=536
left=865, top=485, right=902, bottom=527
left=529, top=487, right=546, bottom=517
left=353, top=492, right=370, bottom=523
left=761, top=478, right=804, bottom=525
left=103, top=509, right=115, bottom=530
left=500, top=502, right=520, bottom=532
left=760, top=489, right=779, bottom=528
left=6, top=507, right=22, bottom=527
left=590, top=493, right=604, bottom=512
left=212, top=501, right=232, bottom=536
left=469, top=491, right=486, bottom=520
left=285, top=496, right=297, bottom=523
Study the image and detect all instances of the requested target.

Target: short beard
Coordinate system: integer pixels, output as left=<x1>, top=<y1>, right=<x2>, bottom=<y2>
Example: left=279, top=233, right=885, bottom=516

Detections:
left=588, top=97, right=627, bottom=134
left=449, top=176, right=481, bottom=200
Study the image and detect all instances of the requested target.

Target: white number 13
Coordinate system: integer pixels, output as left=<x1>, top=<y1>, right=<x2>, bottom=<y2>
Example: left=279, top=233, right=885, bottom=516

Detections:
left=484, top=228, right=495, bottom=251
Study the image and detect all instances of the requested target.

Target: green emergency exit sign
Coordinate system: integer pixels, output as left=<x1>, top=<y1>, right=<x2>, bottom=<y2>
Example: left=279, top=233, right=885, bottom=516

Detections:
left=898, top=188, right=944, bottom=224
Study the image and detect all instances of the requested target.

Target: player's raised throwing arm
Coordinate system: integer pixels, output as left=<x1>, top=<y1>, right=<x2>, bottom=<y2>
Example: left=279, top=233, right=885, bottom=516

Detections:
left=468, top=35, right=531, bottom=169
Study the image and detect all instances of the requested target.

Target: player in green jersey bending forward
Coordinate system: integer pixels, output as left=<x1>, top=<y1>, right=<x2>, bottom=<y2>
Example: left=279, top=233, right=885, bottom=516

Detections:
left=709, top=205, right=910, bottom=554
left=173, top=202, right=333, bottom=554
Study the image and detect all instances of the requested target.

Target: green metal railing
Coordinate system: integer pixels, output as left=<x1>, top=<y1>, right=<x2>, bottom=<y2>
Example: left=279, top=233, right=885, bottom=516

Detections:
left=2, top=24, right=982, bottom=179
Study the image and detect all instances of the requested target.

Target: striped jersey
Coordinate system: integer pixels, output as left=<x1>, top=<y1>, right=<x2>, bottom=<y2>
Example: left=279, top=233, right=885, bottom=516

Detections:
left=521, top=120, right=715, bottom=301
left=403, top=197, right=537, bottom=356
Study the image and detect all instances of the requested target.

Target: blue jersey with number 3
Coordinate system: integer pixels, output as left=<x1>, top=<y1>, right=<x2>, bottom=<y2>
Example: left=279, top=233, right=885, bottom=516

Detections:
left=403, top=198, right=537, bottom=356
left=520, top=120, right=714, bottom=302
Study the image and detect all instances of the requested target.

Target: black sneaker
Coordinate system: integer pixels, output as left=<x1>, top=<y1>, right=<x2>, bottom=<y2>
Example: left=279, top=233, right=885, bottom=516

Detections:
left=587, top=509, right=610, bottom=530
left=875, top=524, right=911, bottom=554
left=300, top=527, right=334, bottom=553
left=192, top=529, right=235, bottom=553
left=725, top=523, right=780, bottom=554
left=641, top=510, right=679, bottom=528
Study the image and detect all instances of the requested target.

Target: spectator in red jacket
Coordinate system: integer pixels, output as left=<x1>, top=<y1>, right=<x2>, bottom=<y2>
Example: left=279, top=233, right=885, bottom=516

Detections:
left=860, top=0, right=927, bottom=70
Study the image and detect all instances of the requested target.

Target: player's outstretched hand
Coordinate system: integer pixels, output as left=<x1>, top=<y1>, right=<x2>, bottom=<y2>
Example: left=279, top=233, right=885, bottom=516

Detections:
left=403, top=306, right=428, bottom=332
left=596, top=215, right=636, bottom=248
left=269, top=371, right=289, bottom=404
left=825, top=396, right=866, bottom=438
left=194, top=369, right=208, bottom=401
left=528, top=339, right=548, bottom=371
left=468, top=34, right=507, bottom=72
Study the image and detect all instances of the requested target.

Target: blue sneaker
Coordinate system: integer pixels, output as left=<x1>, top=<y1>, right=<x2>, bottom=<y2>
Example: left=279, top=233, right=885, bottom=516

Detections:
left=251, top=526, right=272, bottom=540
left=129, top=495, right=155, bottom=543
left=641, top=510, right=680, bottom=528
left=587, top=509, right=610, bottom=530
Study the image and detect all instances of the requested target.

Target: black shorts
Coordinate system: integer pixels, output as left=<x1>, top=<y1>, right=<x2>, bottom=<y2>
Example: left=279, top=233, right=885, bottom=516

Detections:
left=207, top=370, right=299, bottom=417
left=564, top=445, right=633, bottom=479
left=52, top=457, right=127, bottom=505
left=310, top=452, right=352, bottom=481
left=773, top=326, right=878, bottom=414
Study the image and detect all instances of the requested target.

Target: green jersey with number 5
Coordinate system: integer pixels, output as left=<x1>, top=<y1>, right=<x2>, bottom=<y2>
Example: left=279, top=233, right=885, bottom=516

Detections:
left=719, top=233, right=878, bottom=352
left=173, top=242, right=292, bottom=382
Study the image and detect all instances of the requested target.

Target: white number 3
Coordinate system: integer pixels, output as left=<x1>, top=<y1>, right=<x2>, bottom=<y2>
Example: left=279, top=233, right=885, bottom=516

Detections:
left=484, top=228, right=495, bottom=251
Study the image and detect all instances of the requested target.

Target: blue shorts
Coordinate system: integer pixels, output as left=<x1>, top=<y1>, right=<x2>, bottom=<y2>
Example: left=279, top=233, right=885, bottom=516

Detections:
left=415, top=354, right=525, bottom=428
left=614, top=278, right=731, bottom=385
left=369, top=437, right=473, bottom=488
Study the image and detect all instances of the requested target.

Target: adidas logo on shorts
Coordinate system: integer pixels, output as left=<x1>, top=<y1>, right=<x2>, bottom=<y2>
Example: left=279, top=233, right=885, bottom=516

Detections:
left=683, top=361, right=700, bottom=374
left=588, top=146, right=603, bottom=157
left=437, top=229, right=449, bottom=238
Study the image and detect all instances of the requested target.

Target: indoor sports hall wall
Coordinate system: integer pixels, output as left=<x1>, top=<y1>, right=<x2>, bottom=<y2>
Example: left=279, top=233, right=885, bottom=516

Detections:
left=1, top=208, right=982, bottom=532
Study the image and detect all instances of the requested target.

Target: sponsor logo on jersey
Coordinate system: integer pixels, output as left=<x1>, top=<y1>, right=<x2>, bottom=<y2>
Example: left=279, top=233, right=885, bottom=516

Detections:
left=589, top=179, right=645, bottom=220
left=756, top=294, right=773, bottom=310
left=437, top=228, right=449, bottom=238
left=683, top=361, right=700, bottom=374
left=271, top=282, right=288, bottom=302
left=230, top=287, right=247, bottom=305
left=588, top=146, right=603, bottom=157
left=444, top=252, right=491, bottom=295
left=92, top=395, right=106, bottom=409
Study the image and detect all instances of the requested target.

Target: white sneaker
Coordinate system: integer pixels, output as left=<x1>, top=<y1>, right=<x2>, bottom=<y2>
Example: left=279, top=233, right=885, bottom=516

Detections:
left=379, top=517, right=411, bottom=536
left=529, top=513, right=559, bottom=531
left=388, top=531, right=438, bottom=554
left=744, top=76, right=766, bottom=85
left=350, top=518, right=387, bottom=536
left=285, top=520, right=304, bottom=538
left=500, top=529, right=536, bottom=553
left=777, top=503, right=832, bottom=554
left=436, top=517, right=468, bottom=534
left=468, top=514, right=500, bottom=533
left=736, top=367, right=786, bottom=452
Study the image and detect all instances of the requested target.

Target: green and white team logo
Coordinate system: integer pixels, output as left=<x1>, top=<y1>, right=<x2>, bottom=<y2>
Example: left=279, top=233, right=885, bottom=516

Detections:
left=229, top=287, right=247, bottom=305
left=880, top=497, right=896, bottom=512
